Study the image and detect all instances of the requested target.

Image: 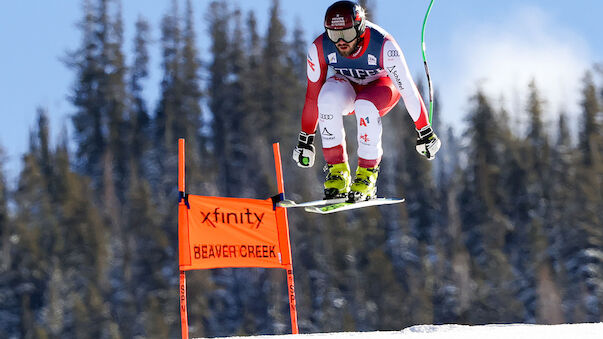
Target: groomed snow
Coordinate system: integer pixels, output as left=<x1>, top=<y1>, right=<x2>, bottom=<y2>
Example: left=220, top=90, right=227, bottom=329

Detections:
left=197, top=322, right=603, bottom=339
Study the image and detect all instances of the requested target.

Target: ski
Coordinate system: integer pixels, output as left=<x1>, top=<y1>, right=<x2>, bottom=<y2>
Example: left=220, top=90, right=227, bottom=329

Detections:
left=278, top=197, right=347, bottom=208
left=305, top=197, right=405, bottom=214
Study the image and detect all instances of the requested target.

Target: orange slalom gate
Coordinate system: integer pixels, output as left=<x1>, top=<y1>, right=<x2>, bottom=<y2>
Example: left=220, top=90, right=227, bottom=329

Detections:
left=178, top=139, right=298, bottom=338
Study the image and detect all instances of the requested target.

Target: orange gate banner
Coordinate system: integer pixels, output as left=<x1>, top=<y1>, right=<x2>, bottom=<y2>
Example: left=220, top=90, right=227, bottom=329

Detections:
left=179, top=194, right=291, bottom=270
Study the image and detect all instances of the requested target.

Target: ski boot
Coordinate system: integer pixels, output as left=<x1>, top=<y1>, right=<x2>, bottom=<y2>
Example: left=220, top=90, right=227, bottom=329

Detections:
left=348, top=165, right=379, bottom=202
left=324, top=162, right=351, bottom=199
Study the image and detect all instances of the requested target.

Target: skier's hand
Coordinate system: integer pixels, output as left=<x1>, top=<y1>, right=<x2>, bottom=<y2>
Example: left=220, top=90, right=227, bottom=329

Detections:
left=292, top=131, right=316, bottom=168
left=415, top=125, right=441, bottom=160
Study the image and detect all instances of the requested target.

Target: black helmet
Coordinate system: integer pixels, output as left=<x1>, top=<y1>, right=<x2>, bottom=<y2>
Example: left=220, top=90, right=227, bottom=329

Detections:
left=324, top=1, right=366, bottom=43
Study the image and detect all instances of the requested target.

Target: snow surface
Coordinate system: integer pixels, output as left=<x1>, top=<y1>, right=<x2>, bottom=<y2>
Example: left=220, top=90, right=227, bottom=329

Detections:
left=197, top=323, right=603, bottom=339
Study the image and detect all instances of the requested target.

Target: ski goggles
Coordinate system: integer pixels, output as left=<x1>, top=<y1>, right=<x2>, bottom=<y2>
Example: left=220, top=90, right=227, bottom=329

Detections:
left=326, top=27, right=358, bottom=43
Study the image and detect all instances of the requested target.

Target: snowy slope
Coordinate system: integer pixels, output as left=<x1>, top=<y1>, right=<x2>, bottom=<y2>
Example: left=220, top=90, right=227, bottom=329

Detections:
left=197, top=323, right=603, bottom=339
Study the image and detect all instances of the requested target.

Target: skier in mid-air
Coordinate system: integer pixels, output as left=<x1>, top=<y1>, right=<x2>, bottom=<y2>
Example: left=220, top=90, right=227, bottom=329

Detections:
left=293, top=0, right=441, bottom=202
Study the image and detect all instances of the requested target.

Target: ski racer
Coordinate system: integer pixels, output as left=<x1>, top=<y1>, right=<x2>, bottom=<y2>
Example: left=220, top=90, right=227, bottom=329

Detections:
left=292, top=0, right=442, bottom=202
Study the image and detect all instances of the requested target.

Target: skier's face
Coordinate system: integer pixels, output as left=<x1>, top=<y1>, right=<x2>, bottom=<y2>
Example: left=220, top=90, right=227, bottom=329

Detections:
left=335, top=38, right=358, bottom=57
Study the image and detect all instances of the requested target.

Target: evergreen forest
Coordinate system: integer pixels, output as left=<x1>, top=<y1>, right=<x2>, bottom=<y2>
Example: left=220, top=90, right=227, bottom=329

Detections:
left=1, top=0, right=602, bottom=338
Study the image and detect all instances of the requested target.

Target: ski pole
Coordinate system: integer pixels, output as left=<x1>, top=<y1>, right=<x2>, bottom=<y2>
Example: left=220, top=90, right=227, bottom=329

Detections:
left=421, top=0, right=435, bottom=124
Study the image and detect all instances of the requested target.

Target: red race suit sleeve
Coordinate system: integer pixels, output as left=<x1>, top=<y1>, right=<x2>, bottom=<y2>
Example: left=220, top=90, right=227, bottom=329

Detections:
left=301, top=36, right=328, bottom=134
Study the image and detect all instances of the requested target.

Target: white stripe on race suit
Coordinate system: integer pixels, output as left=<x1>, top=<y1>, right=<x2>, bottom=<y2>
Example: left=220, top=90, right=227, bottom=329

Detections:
left=307, top=43, right=321, bottom=83
left=383, top=39, right=424, bottom=123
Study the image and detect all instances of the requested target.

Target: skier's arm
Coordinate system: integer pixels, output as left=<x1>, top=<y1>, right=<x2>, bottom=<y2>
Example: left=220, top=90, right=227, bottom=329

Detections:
left=294, top=39, right=328, bottom=168
left=301, top=39, right=328, bottom=134
left=382, top=37, right=430, bottom=130
left=293, top=35, right=327, bottom=167
left=382, top=37, right=441, bottom=160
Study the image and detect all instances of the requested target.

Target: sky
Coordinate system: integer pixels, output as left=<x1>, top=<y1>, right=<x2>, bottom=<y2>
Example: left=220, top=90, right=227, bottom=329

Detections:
left=195, top=323, right=603, bottom=338
left=0, top=0, right=602, bottom=182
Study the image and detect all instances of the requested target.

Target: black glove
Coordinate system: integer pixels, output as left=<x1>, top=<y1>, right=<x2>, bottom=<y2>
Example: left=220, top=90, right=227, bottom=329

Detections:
left=415, top=125, right=441, bottom=160
left=292, top=131, right=316, bottom=168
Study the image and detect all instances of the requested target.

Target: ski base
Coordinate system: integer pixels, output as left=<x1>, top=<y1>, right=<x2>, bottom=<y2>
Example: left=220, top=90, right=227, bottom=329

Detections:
left=278, top=197, right=347, bottom=208
left=304, top=197, right=405, bottom=214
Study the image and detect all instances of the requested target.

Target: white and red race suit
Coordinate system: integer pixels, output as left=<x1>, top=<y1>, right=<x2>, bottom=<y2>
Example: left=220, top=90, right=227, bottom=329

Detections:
left=301, top=21, right=430, bottom=168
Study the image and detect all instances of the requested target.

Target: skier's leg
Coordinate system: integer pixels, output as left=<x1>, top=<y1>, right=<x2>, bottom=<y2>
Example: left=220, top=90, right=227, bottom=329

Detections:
left=349, top=77, right=401, bottom=201
left=354, top=76, right=401, bottom=167
left=317, top=75, right=355, bottom=198
left=317, top=74, right=356, bottom=164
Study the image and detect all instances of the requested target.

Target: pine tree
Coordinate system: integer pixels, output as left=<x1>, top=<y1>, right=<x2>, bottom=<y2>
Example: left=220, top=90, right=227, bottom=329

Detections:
left=263, top=0, right=314, bottom=331
left=69, top=0, right=128, bottom=190
left=66, top=2, right=132, bottom=330
left=524, top=80, right=551, bottom=202
left=207, top=1, right=261, bottom=197
left=154, top=0, right=182, bottom=202
left=432, top=126, right=469, bottom=324
left=68, top=0, right=104, bottom=181
left=153, top=0, right=206, bottom=253
left=180, top=0, right=205, bottom=192
left=522, top=81, right=565, bottom=323
left=0, top=145, right=19, bottom=336
left=262, top=0, right=288, bottom=137
left=0, top=146, right=7, bottom=271
left=499, top=82, right=537, bottom=322
left=52, top=134, right=112, bottom=337
left=152, top=2, right=208, bottom=337
left=262, top=0, right=299, bottom=144
left=124, top=15, right=180, bottom=338
left=207, top=1, right=232, bottom=194
left=2, top=109, right=112, bottom=337
left=239, top=10, right=280, bottom=196
left=154, top=0, right=182, bottom=158
left=242, top=11, right=266, bottom=135
left=548, top=113, right=576, bottom=323
left=463, top=90, right=505, bottom=215
left=460, top=89, right=524, bottom=323
left=223, top=6, right=249, bottom=195
left=504, top=80, right=560, bottom=323
left=154, top=0, right=204, bottom=197
left=124, top=173, right=173, bottom=338
left=11, top=111, right=58, bottom=337
left=360, top=222, right=407, bottom=329
left=569, top=72, right=603, bottom=321
left=103, top=0, right=129, bottom=195
left=128, top=15, right=152, bottom=181
left=205, top=6, right=276, bottom=335
left=579, top=72, right=602, bottom=167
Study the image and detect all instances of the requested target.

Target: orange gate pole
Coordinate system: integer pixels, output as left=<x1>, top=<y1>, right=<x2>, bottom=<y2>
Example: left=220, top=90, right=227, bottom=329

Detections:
left=272, top=143, right=299, bottom=334
left=179, top=138, right=189, bottom=339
